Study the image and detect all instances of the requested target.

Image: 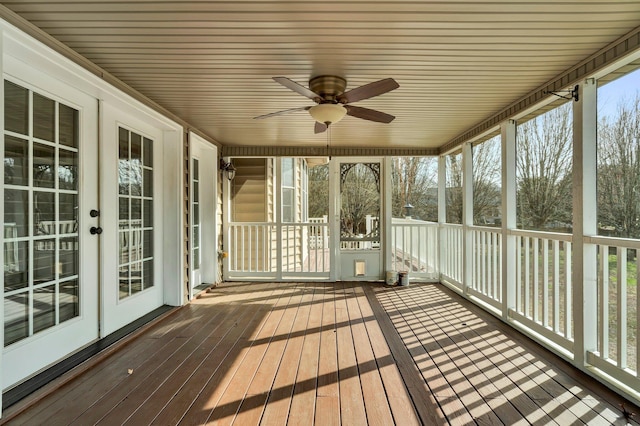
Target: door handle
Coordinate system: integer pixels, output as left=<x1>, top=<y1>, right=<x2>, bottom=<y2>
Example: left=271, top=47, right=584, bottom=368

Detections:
left=90, top=226, right=103, bottom=235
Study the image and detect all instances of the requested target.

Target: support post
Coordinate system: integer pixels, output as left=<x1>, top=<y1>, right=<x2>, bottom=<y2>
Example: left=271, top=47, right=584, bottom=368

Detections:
left=572, top=78, right=598, bottom=367
left=462, top=143, right=474, bottom=295
left=275, top=158, right=283, bottom=280
left=438, top=155, right=446, bottom=278
left=383, top=157, right=393, bottom=277
left=501, top=120, right=517, bottom=320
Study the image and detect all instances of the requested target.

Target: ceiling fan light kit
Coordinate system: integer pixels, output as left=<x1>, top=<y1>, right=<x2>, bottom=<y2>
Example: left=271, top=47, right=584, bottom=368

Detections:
left=254, top=75, right=399, bottom=133
left=309, top=103, right=347, bottom=125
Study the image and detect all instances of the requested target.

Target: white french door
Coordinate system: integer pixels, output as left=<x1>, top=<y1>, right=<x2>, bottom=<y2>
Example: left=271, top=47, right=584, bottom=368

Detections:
left=2, top=70, right=100, bottom=388
left=99, top=104, right=164, bottom=336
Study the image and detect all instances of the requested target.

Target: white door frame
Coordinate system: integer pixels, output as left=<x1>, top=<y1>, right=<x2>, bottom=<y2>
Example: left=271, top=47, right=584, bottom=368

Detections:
left=189, top=132, right=217, bottom=298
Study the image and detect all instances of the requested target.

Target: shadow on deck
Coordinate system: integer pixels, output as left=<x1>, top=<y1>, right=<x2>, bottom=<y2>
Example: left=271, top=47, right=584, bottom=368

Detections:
left=2, top=281, right=638, bottom=425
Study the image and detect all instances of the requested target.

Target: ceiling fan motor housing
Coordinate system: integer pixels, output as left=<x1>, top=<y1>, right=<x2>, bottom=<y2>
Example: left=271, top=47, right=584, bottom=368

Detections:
left=309, top=75, right=347, bottom=102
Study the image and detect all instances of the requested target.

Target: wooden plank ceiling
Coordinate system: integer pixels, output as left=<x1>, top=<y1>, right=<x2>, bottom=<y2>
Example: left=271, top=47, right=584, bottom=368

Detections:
left=3, top=1, right=640, bottom=150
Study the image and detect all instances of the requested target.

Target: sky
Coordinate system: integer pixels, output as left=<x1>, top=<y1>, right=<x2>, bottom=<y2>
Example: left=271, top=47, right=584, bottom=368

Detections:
left=597, top=68, right=640, bottom=119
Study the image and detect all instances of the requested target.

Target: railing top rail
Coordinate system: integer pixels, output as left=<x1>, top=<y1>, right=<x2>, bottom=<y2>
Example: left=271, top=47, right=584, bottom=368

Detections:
left=467, top=225, right=502, bottom=233
left=585, top=234, right=640, bottom=250
left=391, top=222, right=439, bottom=228
left=441, top=223, right=463, bottom=229
left=508, top=228, right=573, bottom=242
left=229, top=221, right=329, bottom=227
left=390, top=218, right=437, bottom=225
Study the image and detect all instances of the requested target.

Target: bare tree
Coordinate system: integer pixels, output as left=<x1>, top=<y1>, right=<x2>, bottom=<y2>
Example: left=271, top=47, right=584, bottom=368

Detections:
left=391, top=157, right=438, bottom=221
left=516, top=103, right=573, bottom=230
left=473, top=136, right=501, bottom=225
left=340, top=163, right=379, bottom=235
left=446, top=153, right=463, bottom=223
left=308, top=163, right=329, bottom=218
left=597, top=94, right=640, bottom=238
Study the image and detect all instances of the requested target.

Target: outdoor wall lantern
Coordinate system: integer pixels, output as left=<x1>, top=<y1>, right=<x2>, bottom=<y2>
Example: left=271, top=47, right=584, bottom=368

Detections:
left=219, top=158, right=236, bottom=181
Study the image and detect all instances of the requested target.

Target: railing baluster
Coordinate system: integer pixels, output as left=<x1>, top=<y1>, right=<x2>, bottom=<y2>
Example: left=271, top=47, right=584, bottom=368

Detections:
left=543, top=238, right=549, bottom=327
left=525, top=237, right=530, bottom=317
left=565, top=242, right=572, bottom=340
left=533, top=238, right=539, bottom=322
left=637, top=251, right=640, bottom=377
left=617, top=247, right=627, bottom=369
left=599, top=245, right=608, bottom=358
left=553, top=239, right=560, bottom=333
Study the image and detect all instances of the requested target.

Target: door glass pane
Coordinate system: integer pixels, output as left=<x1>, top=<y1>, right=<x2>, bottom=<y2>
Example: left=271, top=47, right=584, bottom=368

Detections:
left=34, top=191, right=55, bottom=236
left=118, top=127, right=154, bottom=299
left=5, top=136, right=29, bottom=186
left=3, top=81, right=81, bottom=346
left=5, top=81, right=28, bottom=135
left=33, top=93, right=55, bottom=142
left=59, top=237, right=79, bottom=278
left=59, top=104, right=78, bottom=148
left=59, top=148, right=78, bottom=190
left=5, top=189, right=28, bottom=237
left=34, top=238, right=56, bottom=284
left=33, top=285, right=56, bottom=333
left=340, top=163, right=381, bottom=250
left=4, top=241, right=28, bottom=292
left=59, top=194, right=78, bottom=234
left=59, top=280, right=79, bottom=322
left=4, top=293, right=28, bottom=346
left=33, top=143, right=55, bottom=188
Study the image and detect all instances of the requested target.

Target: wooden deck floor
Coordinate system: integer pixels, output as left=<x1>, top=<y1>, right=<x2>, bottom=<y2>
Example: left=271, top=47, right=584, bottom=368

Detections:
left=2, top=282, right=639, bottom=425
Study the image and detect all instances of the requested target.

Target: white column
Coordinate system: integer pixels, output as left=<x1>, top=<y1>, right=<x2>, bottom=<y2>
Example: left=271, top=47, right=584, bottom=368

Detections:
left=329, top=159, right=339, bottom=281
left=572, top=78, right=598, bottom=367
left=501, top=120, right=517, bottom=320
left=462, top=143, right=474, bottom=295
left=275, top=158, right=283, bottom=280
left=221, top=155, right=231, bottom=281
left=383, top=157, right=393, bottom=276
left=438, top=155, right=446, bottom=278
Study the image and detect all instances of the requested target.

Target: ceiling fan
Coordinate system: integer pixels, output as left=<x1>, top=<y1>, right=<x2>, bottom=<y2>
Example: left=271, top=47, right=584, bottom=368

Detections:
left=254, top=75, right=399, bottom=133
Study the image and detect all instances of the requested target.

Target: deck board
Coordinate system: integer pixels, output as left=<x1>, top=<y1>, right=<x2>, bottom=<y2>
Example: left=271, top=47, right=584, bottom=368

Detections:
left=3, top=281, right=640, bottom=426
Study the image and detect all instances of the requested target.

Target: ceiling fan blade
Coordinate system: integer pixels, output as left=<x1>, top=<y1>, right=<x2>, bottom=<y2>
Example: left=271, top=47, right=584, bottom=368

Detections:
left=254, top=106, right=311, bottom=119
left=338, top=78, right=399, bottom=104
left=345, top=105, right=395, bottom=123
left=273, top=77, right=320, bottom=101
left=314, top=121, right=327, bottom=134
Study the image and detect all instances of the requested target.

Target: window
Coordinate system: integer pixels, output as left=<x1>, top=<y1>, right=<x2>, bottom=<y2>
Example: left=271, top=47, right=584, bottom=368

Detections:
left=281, top=158, right=295, bottom=223
left=3, top=80, right=81, bottom=345
left=118, top=127, right=154, bottom=299
left=192, top=158, right=200, bottom=271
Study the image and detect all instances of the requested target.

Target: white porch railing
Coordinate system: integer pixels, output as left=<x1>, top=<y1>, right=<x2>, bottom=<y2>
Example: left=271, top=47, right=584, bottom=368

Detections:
left=225, top=218, right=640, bottom=402
left=584, top=235, right=640, bottom=392
left=227, top=221, right=330, bottom=279
left=440, top=224, right=464, bottom=288
left=509, top=229, right=574, bottom=353
left=228, top=223, right=276, bottom=276
left=390, top=219, right=438, bottom=281
left=469, top=225, right=502, bottom=310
